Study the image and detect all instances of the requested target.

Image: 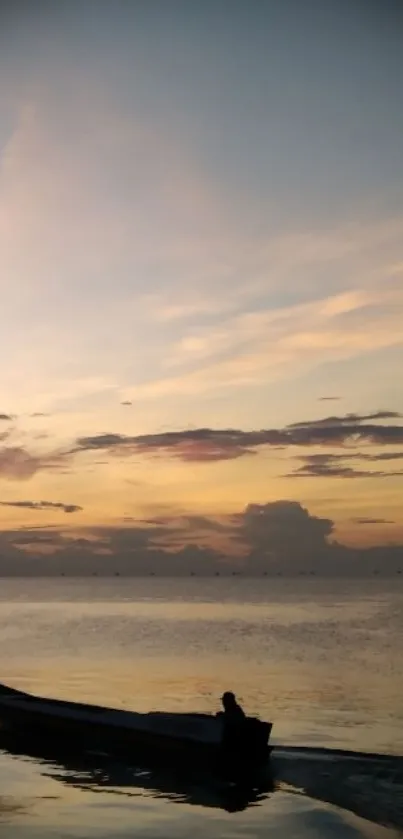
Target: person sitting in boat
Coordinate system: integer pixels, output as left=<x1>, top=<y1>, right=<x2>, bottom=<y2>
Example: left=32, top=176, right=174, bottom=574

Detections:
left=218, top=691, right=246, bottom=722
left=217, top=692, right=247, bottom=756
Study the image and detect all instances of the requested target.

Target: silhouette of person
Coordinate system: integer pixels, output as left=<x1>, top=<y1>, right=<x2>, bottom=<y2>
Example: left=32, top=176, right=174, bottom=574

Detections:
left=220, top=691, right=245, bottom=722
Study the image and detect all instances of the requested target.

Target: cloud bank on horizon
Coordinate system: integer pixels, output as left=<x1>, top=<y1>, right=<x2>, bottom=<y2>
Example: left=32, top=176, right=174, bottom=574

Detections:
left=0, top=499, right=401, bottom=578
left=0, top=1, right=402, bottom=572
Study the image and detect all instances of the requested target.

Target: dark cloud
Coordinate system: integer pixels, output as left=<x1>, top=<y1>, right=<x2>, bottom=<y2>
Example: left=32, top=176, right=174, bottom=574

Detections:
left=296, top=451, right=403, bottom=466
left=234, top=501, right=334, bottom=566
left=0, top=500, right=82, bottom=513
left=322, top=451, right=403, bottom=463
left=0, top=414, right=13, bottom=421
left=359, top=451, right=403, bottom=462
left=7, top=412, right=400, bottom=482
left=0, top=499, right=401, bottom=577
left=120, top=401, right=132, bottom=406
left=73, top=429, right=269, bottom=462
left=286, top=452, right=403, bottom=479
left=352, top=518, right=395, bottom=525
left=318, top=397, right=341, bottom=401
left=72, top=411, right=403, bottom=463
left=285, top=422, right=403, bottom=447
left=0, top=446, right=66, bottom=480
left=288, top=411, right=401, bottom=428
left=30, top=412, right=50, bottom=418
left=74, top=433, right=130, bottom=451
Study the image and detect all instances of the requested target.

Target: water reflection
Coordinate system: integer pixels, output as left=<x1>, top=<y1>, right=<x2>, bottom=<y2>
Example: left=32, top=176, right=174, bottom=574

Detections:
left=273, top=746, right=403, bottom=832
left=0, top=733, right=273, bottom=814
left=0, top=734, right=402, bottom=834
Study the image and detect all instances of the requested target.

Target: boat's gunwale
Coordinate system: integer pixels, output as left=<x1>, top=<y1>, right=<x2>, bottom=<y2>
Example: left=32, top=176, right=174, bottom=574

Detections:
left=0, top=682, right=272, bottom=753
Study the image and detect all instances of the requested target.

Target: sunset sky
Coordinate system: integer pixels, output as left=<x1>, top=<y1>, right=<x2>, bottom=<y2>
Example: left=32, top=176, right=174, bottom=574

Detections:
left=1, top=1, right=403, bottom=574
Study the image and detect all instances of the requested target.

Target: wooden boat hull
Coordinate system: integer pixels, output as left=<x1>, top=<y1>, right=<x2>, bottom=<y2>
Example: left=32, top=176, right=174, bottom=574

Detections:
left=0, top=683, right=272, bottom=773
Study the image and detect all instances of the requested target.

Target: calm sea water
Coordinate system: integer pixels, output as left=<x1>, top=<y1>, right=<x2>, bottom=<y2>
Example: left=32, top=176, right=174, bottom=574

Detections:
left=0, top=577, right=401, bottom=838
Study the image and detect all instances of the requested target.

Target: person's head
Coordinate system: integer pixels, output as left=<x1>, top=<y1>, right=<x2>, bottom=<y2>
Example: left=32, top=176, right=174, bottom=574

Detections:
left=222, top=691, right=236, bottom=710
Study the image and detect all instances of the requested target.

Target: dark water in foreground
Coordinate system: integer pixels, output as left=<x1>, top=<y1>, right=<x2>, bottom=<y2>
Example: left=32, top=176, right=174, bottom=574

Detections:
left=0, top=577, right=401, bottom=838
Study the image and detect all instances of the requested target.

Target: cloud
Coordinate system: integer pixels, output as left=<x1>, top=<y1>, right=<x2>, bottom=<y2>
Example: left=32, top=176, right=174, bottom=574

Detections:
left=122, top=281, right=403, bottom=400
left=359, top=451, right=403, bottom=462
left=0, top=446, right=65, bottom=480
left=0, top=500, right=82, bottom=514
left=288, top=411, right=401, bottom=428
left=120, top=401, right=132, bottom=406
left=352, top=518, right=395, bottom=525
left=74, top=433, right=127, bottom=451
left=0, top=414, right=13, bottom=421
left=289, top=464, right=403, bottom=480
left=73, top=411, right=403, bottom=463
left=318, top=397, right=341, bottom=401
left=0, top=447, right=46, bottom=480
left=286, top=452, right=403, bottom=480
left=73, top=428, right=282, bottom=462
left=300, top=450, right=403, bottom=465
left=0, top=499, right=401, bottom=576
left=282, top=420, right=403, bottom=447
left=234, top=501, right=335, bottom=561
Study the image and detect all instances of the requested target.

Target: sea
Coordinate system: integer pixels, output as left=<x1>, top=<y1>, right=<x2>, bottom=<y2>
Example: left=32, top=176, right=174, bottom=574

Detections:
left=0, top=576, right=401, bottom=839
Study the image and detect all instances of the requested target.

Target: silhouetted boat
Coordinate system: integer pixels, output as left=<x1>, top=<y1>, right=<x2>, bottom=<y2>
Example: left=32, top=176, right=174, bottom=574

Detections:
left=0, top=683, right=272, bottom=777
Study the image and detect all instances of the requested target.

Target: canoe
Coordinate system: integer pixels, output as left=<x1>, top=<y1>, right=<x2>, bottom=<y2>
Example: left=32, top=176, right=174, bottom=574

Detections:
left=0, top=683, right=272, bottom=771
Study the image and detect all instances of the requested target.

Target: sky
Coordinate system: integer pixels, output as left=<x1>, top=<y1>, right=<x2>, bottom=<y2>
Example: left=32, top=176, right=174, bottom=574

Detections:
left=0, top=0, right=403, bottom=575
